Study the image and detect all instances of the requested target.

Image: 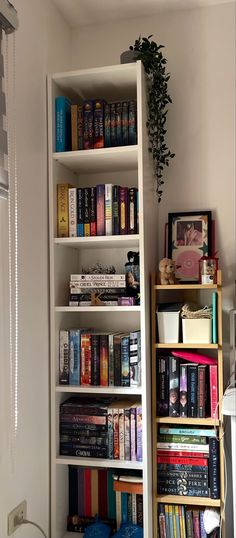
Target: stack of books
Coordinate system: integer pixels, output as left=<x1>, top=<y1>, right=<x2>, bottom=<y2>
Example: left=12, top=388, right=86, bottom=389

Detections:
left=57, top=183, right=139, bottom=238
left=60, top=397, right=143, bottom=462
left=59, top=327, right=141, bottom=387
left=69, top=273, right=126, bottom=306
left=157, top=426, right=220, bottom=499
left=156, top=356, right=218, bottom=419
left=158, top=504, right=210, bottom=538
left=113, top=473, right=143, bottom=528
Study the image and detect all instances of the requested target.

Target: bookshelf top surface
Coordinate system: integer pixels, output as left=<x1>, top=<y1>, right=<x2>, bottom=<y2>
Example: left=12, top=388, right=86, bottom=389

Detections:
left=53, top=146, right=138, bottom=174
left=56, top=456, right=143, bottom=470
left=155, top=495, right=221, bottom=507
left=55, top=306, right=141, bottom=313
left=54, top=235, right=139, bottom=249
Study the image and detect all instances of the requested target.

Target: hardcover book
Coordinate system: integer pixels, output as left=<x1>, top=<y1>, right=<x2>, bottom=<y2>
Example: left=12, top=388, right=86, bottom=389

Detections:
left=68, top=187, right=77, bottom=237
left=187, top=364, right=198, bottom=418
left=209, top=364, right=219, bottom=419
left=119, top=187, right=128, bottom=235
left=157, top=356, right=169, bottom=416
left=179, top=363, right=188, bottom=417
left=96, top=184, right=105, bottom=236
left=84, top=187, right=91, bottom=237
left=69, top=329, right=81, bottom=385
left=104, top=103, right=111, bottom=147
left=128, top=100, right=137, bottom=145
left=90, top=186, right=97, bottom=236
left=55, top=96, right=71, bottom=152
left=169, top=356, right=180, bottom=417
left=112, top=185, right=120, bottom=235
left=110, top=103, right=116, bottom=146
left=116, top=102, right=122, bottom=146
left=105, top=184, right=113, bottom=236
left=94, top=99, right=105, bottom=148
left=71, top=104, right=78, bottom=151
left=83, top=100, right=94, bottom=149
left=209, top=437, right=220, bottom=499
left=122, top=101, right=129, bottom=146
left=57, top=183, right=71, bottom=237
left=77, top=187, right=85, bottom=237
left=128, top=188, right=138, bottom=234
left=59, top=329, right=69, bottom=384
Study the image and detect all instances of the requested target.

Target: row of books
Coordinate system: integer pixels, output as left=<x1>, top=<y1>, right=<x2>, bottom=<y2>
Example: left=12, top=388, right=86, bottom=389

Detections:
left=157, top=426, right=220, bottom=499
left=158, top=504, right=214, bottom=538
left=157, top=356, right=218, bottom=419
left=57, top=183, right=139, bottom=238
left=60, top=397, right=143, bottom=461
left=55, top=96, right=137, bottom=153
left=59, top=328, right=141, bottom=387
left=69, top=272, right=126, bottom=307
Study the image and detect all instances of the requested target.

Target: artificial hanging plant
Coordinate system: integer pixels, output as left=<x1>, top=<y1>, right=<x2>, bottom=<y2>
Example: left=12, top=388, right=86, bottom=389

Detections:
left=129, top=35, right=175, bottom=202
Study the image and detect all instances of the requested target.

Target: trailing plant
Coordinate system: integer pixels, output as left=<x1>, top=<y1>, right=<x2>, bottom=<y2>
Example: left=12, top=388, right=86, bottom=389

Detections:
left=129, top=35, right=175, bottom=201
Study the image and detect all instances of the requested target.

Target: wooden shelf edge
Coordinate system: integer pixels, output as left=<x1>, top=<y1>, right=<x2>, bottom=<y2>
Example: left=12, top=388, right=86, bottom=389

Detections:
left=155, top=495, right=221, bottom=507
left=155, top=343, right=219, bottom=349
left=155, top=416, right=220, bottom=426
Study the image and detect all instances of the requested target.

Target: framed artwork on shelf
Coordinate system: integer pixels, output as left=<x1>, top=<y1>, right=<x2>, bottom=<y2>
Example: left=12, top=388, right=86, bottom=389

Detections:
left=168, top=211, right=212, bottom=282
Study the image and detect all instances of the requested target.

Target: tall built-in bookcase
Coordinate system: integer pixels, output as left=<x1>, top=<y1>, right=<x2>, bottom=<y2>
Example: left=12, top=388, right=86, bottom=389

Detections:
left=151, top=270, right=225, bottom=537
left=47, top=62, right=158, bottom=538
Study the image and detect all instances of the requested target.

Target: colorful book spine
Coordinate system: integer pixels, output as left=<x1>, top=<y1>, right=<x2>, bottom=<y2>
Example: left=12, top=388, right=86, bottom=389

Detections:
left=112, top=185, right=119, bottom=235
left=130, top=407, right=137, bottom=461
left=113, top=408, right=119, bottom=459
left=68, top=187, right=77, bottom=237
left=116, top=102, right=122, bottom=146
left=136, top=494, right=143, bottom=527
left=98, top=469, right=108, bottom=518
left=168, top=504, right=174, bottom=538
left=104, top=103, right=111, bottom=147
left=71, top=104, right=78, bottom=151
left=107, top=408, right=113, bottom=459
left=157, top=456, right=208, bottom=466
left=100, top=334, right=109, bottom=386
left=121, top=334, right=130, bottom=387
left=128, top=100, right=137, bottom=145
left=180, top=363, right=188, bottom=417
left=169, top=356, right=180, bottom=417
left=198, top=365, right=207, bottom=418
left=129, top=331, right=140, bottom=387
left=114, top=334, right=122, bottom=386
left=57, top=183, right=70, bottom=237
left=59, top=329, right=69, bottom=384
left=122, top=101, right=129, bottom=146
left=187, top=364, right=198, bottom=418
left=108, top=333, right=115, bottom=386
left=124, top=408, right=131, bottom=461
left=105, top=183, right=113, bottom=236
left=91, top=334, right=100, bottom=385
left=210, top=364, right=219, bottom=419
left=157, top=485, right=209, bottom=496
left=128, top=187, right=137, bottom=234
left=175, top=504, right=181, bottom=538
left=84, top=468, right=92, bottom=517
left=84, top=187, right=91, bottom=236
left=77, top=187, right=84, bottom=237
left=69, top=329, right=81, bottom=385
left=96, top=184, right=105, bottom=236
left=77, top=105, right=83, bottom=150
left=193, top=509, right=200, bottom=538
left=159, top=427, right=217, bottom=437
left=90, top=186, right=97, bottom=236
left=80, top=333, right=92, bottom=385
left=186, top=509, right=194, bottom=538
left=55, top=96, right=71, bottom=152
left=157, top=356, right=169, bottom=416
left=158, top=503, right=166, bottom=538
left=136, top=406, right=142, bottom=462
left=121, top=492, right=128, bottom=524
left=110, top=103, right=116, bottom=146
left=94, top=99, right=105, bottom=148
left=209, top=437, right=220, bottom=498
left=83, top=100, right=93, bottom=149
left=119, top=408, right=125, bottom=461
left=107, top=470, right=116, bottom=519
left=119, top=186, right=128, bottom=234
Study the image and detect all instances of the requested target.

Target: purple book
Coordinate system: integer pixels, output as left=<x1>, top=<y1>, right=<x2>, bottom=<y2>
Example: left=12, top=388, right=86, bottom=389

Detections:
left=180, top=363, right=188, bottom=417
left=136, top=406, right=142, bottom=462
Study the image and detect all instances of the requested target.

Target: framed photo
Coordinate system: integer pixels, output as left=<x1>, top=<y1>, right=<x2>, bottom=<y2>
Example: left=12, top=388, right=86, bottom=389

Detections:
left=168, top=211, right=212, bottom=282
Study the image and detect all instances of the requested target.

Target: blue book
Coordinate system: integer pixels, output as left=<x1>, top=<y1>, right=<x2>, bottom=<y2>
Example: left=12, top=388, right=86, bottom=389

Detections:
left=69, top=329, right=81, bottom=385
left=121, top=492, right=128, bottom=524
left=77, top=187, right=84, bottom=237
left=174, top=505, right=181, bottom=538
left=55, top=96, right=71, bottom=152
left=212, top=291, right=218, bottom=343
left=164, top=505, right=170, bottom=538
left=159, top=427, right=216, bottom=437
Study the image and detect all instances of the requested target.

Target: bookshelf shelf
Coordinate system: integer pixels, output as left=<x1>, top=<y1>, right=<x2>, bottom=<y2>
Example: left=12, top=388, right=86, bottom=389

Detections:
left=151, top=270, right=225, bottom=537
left=48, top=61, right=157, bottom=538
left=54, top=234, right=139, bottom=249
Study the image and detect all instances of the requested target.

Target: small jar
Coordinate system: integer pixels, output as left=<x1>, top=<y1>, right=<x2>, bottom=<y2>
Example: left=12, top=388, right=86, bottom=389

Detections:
left=199, top=256, right=218, bottom=285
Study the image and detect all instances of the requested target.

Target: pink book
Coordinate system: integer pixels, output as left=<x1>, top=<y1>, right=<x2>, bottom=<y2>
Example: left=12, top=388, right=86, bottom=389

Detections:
left=210, top=364, right=219, bottom=419
left=171, top=350, right=217, bottom=365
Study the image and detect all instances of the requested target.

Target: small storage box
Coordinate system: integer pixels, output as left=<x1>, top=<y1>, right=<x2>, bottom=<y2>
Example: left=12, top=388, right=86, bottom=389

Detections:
left=157, top=306, right=180, bottom=344
left=182, top=318, right=212, bottom=344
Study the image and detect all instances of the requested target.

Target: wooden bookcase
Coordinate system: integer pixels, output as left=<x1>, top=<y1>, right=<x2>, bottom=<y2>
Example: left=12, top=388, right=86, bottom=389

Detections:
left=47, top=61, right=158, bottom=538
left=151, top=270, right=225, bottom=537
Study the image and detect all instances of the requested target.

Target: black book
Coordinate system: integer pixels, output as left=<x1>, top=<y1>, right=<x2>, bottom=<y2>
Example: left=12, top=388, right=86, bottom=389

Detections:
left=169, top=356, right=180, bottom=417
left=104, top=103, right=111, bottom=147
left=91, top=334, right=100, bottom=385
left=114, top=334, right=122, bottom=386
left=68, top=466, right=78, bottom=516
left=110, top=103, right=116, bottom=146
left=157, top=484, right=209, bottom=497
left=128, top=187, right=138, bottom=234
left=209, top=437, right=220, bottom=499
left=90, top=186, right=97, bottom=236
left=187, top=364, right=198, bottom=418
left=60, top=444, right=108, bottom=458
left=112, top=185, right=120, bottom=235
left=156, top=356, right=169, bottom=417
left=157, top=476, right=208, bottom=488
left=84, top=187, right=91, bottom=237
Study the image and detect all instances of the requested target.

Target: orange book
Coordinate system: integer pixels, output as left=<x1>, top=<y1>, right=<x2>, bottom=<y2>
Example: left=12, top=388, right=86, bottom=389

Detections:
left=57, top=183, right=72, bottom=237
left=113, top=481, right=143, bottom=495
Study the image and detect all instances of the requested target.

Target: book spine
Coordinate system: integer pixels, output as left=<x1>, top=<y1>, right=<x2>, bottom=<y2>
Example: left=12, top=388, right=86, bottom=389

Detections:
left=198, top=365, right=206, bottom=418
left=71, top=104, right=78, bottom=151
left=136, top=494, right=143, bottom=527
left=77, top=104, right=83, bottom=150
left=60, top=422, right=108, bottom=432
left=128, top=100, right=137, bottom=145
left=105, top=183, right=113, bottom=236
left=104, top=103, right=111, bottom=147
left=200, top=511, right=207, bottom=538
left=90, top=186, right=97, bottom=236
left=119, top=408, right=125, bottom=461
left=84, top=187, right=91, bottom=237
left=116, top=491, right=122, bottom=529
left=131, top=493, right=137, bottom=524
left=108, top=333, right=115, bottom=386
left=193, top=509, right=200, bottom=538
left=98, top=470, right=107, bottom=519
left=158, top=463, right=208, bottom=472
left=100, top=334, right=109, bottom=386
left=91, top=334, right=100, bottom=386
left=157, top=477, right=208, bottom=488
left=110, top=103, right=116, bottom=146
left=80, top=333, right=92, bottom=385
left=121, top=492, right=128, bottom=524
left=136, top=406, right=142, bottom=462
left=60, top=415, right=107, bottom=425
left=77, top=187, right=84, bottom=237
left=158, top=470, right=208, bottom=479
left=169, top=356, right=180, bottom=417
left=59, top=330, right=69, bottom=384
left=157, top=455, right=208, bottom=466
left=69, top=329, right=81, bottom=385
left=96, top=184, right=105, bottom=236
left=180, top=363, right=188, bottom=417
left=130, top=407, right=137, bottom=461
left=116, top=102, right=122, bottom=146
left=209, top=437, right=220, bottom=498
left=55, top=96, right=71, bottom=152
left=114, top=335, right=121, bottom=386
left=186, top=509, right=194, bottom=538
left=68, top=187, right=77, bottom=237
left=129, top=331, right=139, bottom=388
left=124, top=408, right=130, bottom=461
left=210, top=364, right=219, bottom=419
left=94, top=99, right=105, bottom=148
left=158, top=505, right=166, bottom=538
left=57, top=184, right=69, bottom=237
left=158, top=434, right=207, bottom=444
left=83, top=100, right=93, bottom=149
left=157, top=356, right=169, bottom=416
left=68, top=466, right=78, bottom=516
left=113, top=408, right=119, bottom=459
left=119, top=186, right=128, bottom=234
left=107, top=408, right=113, bottom=459
left=112, top=185, right=120, bottom=235
left=175, top=504, right=181, bottom=538
left=121, top=335, right=130, bottom=387
left=60, top=445, right=108, bottom=458
left=157, top=442, right=209, bottom=452
left=127, top=493, right=132, bottom=523
left=159, top=427, right=217, bottom=437
left=70, top=273, right=126, bottom=282
left=157, top=485, right=209, bottom=496
left=84, top=468, right=92, bottom=517
left=107, top=469, right=116, bottom=520
left=188, top=364, right=198, bottom=418
left=157, top=450, right=208, bottom=458
left=168, top=505, right=174, bottom=538
left=128, top=187, right=137, bottom=234
left=122, top=101, right=129, bottom=146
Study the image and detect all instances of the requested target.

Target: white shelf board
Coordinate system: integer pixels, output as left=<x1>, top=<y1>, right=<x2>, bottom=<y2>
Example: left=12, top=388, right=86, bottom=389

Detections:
left=56, top=385, right=142, bottom=395
left=56, top=456, right=143, bottom=469
left=53, top=145, right=138, bottom=173
left=55, top=306, right=141, bottom=313
left=54, top=234, right=139, bottom=249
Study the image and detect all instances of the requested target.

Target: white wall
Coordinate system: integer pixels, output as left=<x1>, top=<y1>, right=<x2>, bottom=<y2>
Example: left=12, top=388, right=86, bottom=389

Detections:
left=0, top=1, right=71, bottom=536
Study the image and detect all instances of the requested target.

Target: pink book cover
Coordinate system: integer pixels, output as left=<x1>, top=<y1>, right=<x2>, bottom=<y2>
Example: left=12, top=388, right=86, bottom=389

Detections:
left=136, top=406, right=143, bottom=462
left=130, top=407, right=137, bottom=461
left=210, top=364, right=219, bottom=419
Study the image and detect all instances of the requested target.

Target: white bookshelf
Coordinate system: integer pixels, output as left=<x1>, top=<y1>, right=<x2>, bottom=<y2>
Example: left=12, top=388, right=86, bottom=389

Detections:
left=47, top=61, right=158, bottom=538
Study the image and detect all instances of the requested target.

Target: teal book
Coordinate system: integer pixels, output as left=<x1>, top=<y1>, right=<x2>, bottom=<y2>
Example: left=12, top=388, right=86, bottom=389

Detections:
left=121, top=492, right=128, bottom=524
left=107, top=470, right=116, bottom=519
left=55, top=96, right=71, bottom=152
left=212, top=291, right=218, bottom=343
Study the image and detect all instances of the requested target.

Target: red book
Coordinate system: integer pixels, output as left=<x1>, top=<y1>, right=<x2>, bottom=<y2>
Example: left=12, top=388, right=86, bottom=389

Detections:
left=193, top=509, right=201, bottom=538
left=157, top=455, right=208, bottom=466
left=84, top=469, right=92, bottom=517
left=210, top=364, right=219, bottom=419
left=100, top=334, right=109, bottom=386
left=81, top=333, right=92, bottom=385
left=157, top=450, right=209, bottom=458
left=98, top=469, right=108, bottom=519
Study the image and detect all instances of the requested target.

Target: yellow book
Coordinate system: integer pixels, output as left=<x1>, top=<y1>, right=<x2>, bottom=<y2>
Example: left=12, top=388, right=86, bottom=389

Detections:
left=173, top=504, right=177, bottom=537
left=57, top=183, right=71, bottom=237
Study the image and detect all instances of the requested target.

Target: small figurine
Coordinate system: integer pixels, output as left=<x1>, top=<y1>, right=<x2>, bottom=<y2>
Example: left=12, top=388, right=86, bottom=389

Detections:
left=159, top=257, right=176, bottom=285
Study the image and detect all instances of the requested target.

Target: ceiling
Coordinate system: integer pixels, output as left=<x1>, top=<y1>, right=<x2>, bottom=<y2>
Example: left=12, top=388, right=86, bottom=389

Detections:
left=52, top=0, right=232, bottom=28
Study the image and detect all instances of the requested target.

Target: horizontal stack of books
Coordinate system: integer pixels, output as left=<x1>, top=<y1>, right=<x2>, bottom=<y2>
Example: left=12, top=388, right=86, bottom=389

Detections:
left=156, top=356, right=218, bottom=419
left=59, top=327, right=141, bottom=387
left=57, top=183, right=139, bottom=238
left=69, top=273, right=127, bottom=307
left=158, top=503, right=214, bottom=538
left=60, top=397, right=143, bottom=461
left=157, top=426, right=220, bottom=499
left=55, top=96, right=137, bottom=153
left=113, top=474, right=143, bottom=528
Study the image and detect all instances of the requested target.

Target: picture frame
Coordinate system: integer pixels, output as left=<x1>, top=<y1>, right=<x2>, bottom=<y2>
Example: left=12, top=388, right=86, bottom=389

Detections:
left=168, top=211, right=212, bottom=282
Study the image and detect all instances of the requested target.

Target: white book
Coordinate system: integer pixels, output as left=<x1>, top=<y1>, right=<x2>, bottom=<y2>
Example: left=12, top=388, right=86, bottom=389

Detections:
left=68, top=187, right=77, bottom=237
left=116, top=491, right=122, bottom=530
left=157, top=442, right=209, bottom=452
left=70, top=274, right=125, bottom=282
left=105, top=183, right=113, bottom=236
